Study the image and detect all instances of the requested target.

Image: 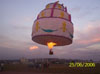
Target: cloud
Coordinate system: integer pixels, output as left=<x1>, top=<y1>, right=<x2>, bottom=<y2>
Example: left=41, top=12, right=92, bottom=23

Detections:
left=86, top=44, right=100, bottom=50
left=75, top=20, right=100, bottom=45
left=29, top=46, right=38, bottom=50
left=78, top=38, right=100, bottom=45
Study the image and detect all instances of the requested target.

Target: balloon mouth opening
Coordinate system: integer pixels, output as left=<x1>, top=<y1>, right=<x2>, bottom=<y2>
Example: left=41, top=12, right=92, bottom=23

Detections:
left=47, top=42, right=56, bottom=49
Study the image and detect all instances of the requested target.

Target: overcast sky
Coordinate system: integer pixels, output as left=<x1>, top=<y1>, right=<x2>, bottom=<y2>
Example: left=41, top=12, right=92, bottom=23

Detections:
left=0, top=0, right=100, bottom=61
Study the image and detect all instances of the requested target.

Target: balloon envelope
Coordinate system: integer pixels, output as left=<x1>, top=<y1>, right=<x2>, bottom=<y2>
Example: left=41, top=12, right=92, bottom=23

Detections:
left=32, top=1, right=74, bottom=46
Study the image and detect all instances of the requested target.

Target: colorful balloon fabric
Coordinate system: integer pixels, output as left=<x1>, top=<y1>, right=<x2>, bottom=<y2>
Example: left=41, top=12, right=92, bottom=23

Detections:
left=32, top=1, right=74, bottom=46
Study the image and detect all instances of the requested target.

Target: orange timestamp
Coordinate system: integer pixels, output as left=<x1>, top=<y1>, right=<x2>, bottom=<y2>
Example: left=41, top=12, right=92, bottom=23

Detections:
left=69, top=62, right=95, bottom=67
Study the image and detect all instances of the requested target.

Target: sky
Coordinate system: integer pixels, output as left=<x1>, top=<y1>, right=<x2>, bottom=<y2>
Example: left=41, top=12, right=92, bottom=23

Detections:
left=0, top=0, right=100, bottom=61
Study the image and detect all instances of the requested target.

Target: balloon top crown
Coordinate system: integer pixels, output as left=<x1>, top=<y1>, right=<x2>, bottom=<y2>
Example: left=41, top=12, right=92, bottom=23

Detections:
left=45, top=1, right=66, bottom=11
left=36, top=1, right=69, bottom=20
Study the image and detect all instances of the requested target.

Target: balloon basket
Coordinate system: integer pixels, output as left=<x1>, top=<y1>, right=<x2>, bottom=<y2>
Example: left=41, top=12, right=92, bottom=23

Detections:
left=49, top=50, right=53, bottom=55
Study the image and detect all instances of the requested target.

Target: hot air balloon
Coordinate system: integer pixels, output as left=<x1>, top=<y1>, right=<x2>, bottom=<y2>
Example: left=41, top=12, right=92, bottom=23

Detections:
left=32, top=1, right=74, bottom=55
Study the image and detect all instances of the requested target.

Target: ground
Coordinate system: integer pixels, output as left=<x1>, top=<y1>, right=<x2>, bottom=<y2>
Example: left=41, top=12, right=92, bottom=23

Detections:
left=0, top=63, right=100, bottom=74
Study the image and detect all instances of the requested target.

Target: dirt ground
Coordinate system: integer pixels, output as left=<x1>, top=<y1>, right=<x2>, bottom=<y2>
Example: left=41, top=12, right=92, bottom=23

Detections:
left=0, top=72, right=62, bottom=74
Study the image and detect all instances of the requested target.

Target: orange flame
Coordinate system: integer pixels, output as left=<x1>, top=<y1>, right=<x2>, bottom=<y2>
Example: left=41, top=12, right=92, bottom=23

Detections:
left=47, top=42, right=56, bottom=49
left=29, top=46, right=38, bottom=50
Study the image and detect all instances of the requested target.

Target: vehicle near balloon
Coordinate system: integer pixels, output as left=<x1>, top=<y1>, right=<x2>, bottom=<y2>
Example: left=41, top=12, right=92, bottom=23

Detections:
left=32, top=1, right=74, bottom=55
